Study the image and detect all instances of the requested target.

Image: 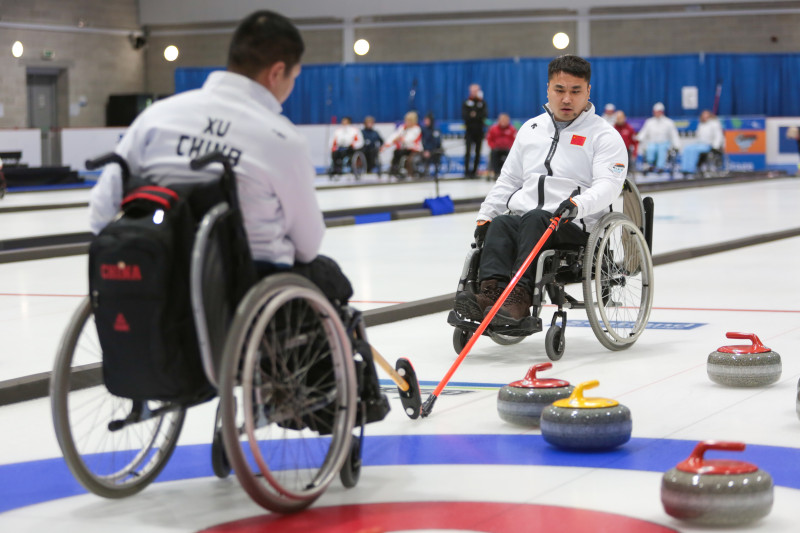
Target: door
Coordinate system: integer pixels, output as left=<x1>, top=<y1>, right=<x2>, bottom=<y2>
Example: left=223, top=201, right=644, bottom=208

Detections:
left=27, top=72, right=59, bottom=166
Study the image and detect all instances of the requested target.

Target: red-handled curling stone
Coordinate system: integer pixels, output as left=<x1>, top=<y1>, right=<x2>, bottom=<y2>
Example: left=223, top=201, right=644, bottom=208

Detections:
left=707, top=332, right=781, bottom=387
left=661, top=441, right=773, bottom=526
left=497, top=363, right=573, bottom=427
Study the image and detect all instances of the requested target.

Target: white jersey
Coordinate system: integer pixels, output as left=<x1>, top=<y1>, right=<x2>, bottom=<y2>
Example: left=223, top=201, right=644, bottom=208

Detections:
left=478, top=103, right=628, bottom=232
left=636, top=115, right=681, bottom=147
left=89, top=70, right=325, bottom=265
left=695, top=118, right=724, bottom=150
left=385, top=125, right=422, bottom=151
left=330, top=125, right=364, bottom=150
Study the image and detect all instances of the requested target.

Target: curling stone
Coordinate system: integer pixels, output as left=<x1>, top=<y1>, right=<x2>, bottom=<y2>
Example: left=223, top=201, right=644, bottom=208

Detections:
left=539, top=380, right=631, bottom=451
left=497, top=362, right=573, bottom=427
left=661, top=441, right=773, bottom=526
left=707, top=332, right=781, bottom=387
left=796, top=378, right=800, bottom=421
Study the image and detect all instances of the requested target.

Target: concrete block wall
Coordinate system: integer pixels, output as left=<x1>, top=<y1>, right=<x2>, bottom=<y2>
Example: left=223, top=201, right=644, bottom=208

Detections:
left=0, top=0, right=142, bottom=129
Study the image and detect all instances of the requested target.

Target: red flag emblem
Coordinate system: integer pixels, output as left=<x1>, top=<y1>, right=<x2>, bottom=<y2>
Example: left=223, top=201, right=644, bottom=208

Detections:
left=571, top=135, right=586, bottom=146
left=114, top=313, right=131, bottom=332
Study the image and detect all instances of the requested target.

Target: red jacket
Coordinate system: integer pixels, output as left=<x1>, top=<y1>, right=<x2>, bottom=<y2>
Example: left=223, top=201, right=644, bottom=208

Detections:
left=614, top=122, right=638, bottom=158
left=486, top=123, right=517, bottom=151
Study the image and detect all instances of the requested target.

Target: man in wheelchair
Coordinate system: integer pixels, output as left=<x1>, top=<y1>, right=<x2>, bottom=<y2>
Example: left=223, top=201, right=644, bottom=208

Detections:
left=329, top=116, right=365, bottom=176
left=453, top=54, right=629, bottom=336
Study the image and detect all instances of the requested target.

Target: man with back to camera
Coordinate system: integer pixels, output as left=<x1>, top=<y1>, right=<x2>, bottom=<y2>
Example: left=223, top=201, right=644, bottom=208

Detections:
left=462, top=83, right=488, bottom=178
left=453, top=54, right=629, bottom=332
left=89, top=10, right=348, bottom=299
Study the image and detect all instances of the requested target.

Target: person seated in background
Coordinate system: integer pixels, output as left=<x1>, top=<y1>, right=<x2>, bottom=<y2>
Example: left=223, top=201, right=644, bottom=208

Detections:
left=636, top=102, right=681, bottom=172
left=419, top=113, right=443, bottom=177
left=382, top=111, right=422, bottom=178
left=601, top=103, right=616, bottom=124
left=330, top=116, right=364, bottom=175
left=486, top=112, right=517, bottom=179
left=787, top=126, right=800, bottom=176
left=614, top=110, right=638, bottom=172
left=682, top=110, right=724, bottom=176
left=361, top=115, right=383, bottom=174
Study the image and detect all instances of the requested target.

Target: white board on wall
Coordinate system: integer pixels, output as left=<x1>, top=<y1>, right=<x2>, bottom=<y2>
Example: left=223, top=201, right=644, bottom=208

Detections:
left=0, top=129, right=42, bottom=167
left=61, top=128, right=127, bottom=171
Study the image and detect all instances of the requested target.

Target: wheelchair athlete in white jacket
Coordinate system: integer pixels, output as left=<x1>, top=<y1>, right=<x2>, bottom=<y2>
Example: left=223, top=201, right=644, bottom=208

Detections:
left=455, top=55, right=629, bottom=332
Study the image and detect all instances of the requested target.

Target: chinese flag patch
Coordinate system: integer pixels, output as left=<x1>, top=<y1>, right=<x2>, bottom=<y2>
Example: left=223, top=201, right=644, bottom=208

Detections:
left=571, top=135, right=587, bottom=146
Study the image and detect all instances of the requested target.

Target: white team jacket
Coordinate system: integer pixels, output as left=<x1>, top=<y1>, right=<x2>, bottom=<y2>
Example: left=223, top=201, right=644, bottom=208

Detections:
left=695, top=119, right=725, bottom=150
left=478, top=103, right=628, bottom=232
left=330, top=125, right=364, bottom=150
left=89, top=71, right=325, bottom=265
left=636, top=115, right=681, bottom=147
left=385, top=125, right=422, bottom=151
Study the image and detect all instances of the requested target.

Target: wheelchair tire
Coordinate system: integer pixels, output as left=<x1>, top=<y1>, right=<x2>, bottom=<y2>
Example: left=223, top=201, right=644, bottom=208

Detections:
left=351, top=151, right=366, bottom=180
left=218, top=273, right=357, bottom=514
left=488, top=331, right=526, bottom=346
left=453, top=327, right=471, bottom=354
left=50, top=297, right=186, bottom=498
left=545, top=325, right=565, bottom=361
left=339, top=435, right=362, bottom=488
left=582, top=213, right=654, bottom=351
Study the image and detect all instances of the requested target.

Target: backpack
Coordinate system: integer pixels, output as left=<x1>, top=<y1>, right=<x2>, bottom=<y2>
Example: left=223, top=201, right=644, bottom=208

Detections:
left=89, top=182, right=213, bottom=402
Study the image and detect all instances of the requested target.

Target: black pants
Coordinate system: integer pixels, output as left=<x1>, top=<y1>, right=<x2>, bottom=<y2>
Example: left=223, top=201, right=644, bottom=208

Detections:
left=390, top=149, right=414, bottom=176
left=464, top=129, right=484, bottom=176
left=363, top=147, right=380, bottom=173
left=331, top=147, right=354, bottom=173
left=254, top=255, right=353, bottom=306
left=490, top=149, right=510, bottom=176
left=479, top=210, right=588, bottom=293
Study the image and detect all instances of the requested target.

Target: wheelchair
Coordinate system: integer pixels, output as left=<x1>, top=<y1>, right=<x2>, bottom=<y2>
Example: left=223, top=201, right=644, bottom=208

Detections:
left=415, top=149, right=450, bottom=179
left=50, top=151, right=398, bottom=514
left=696, top=148, right=728, bottom=177
left=0, top=169, right=5, bottom=199
left=329, top=148, right=367, bottom=180
left=447, top=178, right=654, bottom=360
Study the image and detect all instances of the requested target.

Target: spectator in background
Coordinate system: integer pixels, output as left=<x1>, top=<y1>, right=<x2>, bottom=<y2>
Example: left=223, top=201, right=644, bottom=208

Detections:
left=785, top=126, right=799, bottom=176
left=636, top=102, right=681, bottom=172
left=486, top=112, right=517, bottom=178
left=601, top=103, right=616, bottom=124
left=361, top=115, right=383, bottom=174
left=681, top=109, right=724, bottom=176
left=419, top=113, right=443, bottom=177
left=614, top=110, right=638, bottom=172
left=382, top=110, right=422, bottom=178
left=330, top=116, right=364, bottom=175
left=462, top=83, right=488, bottom=178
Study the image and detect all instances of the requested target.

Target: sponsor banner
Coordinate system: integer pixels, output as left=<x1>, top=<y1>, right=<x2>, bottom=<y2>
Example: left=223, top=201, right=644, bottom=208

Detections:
left=725, top=129, right=766, bottom=154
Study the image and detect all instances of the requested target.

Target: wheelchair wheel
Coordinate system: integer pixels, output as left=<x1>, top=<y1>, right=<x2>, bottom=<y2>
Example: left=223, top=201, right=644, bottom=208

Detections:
left=218, top=273, right=357, bottom=514
left=339, top=435, right=361, bottom=488
left=545, top=324, right=565, bottom=361
left=50, top=297, right=186, bottom=498
left=488, top=331, right=525, bottom=346
left=582, top=213, right=653, bottom=351
left=453, top=327, right=471, bottom=353
left=351, top=151, right=366, bottom=180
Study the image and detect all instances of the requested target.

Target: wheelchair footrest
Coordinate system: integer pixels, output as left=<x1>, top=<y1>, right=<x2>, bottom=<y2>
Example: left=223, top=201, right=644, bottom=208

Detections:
left=447, top=310, right=542, bottom=337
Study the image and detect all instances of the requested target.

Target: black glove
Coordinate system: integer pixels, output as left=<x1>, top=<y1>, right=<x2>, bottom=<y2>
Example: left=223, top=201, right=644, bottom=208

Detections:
left=553, top=197, right=579, bottom=228
left=474, top=220, right=490, bottom=245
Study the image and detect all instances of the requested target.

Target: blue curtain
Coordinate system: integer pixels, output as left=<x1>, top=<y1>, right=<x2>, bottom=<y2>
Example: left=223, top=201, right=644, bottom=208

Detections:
left=175, top=53, right=800, bottom=123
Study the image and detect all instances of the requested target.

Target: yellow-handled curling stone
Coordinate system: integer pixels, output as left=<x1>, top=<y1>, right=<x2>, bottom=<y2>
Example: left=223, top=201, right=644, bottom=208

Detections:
left=539, top=380, right=632, bottom=451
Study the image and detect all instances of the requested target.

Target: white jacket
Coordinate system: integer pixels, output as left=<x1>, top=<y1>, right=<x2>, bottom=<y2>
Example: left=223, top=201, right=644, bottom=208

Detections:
left=695, top=118, right=724, bottom=150
left=636, top=115, right=681, bottom=148
left=89, top=70, right=325, bottom=265
left=478, top=103, right=628, bottom=232
left=330, top=125, right=364, bottom=151
left=385, top=125, right=422, bottom=151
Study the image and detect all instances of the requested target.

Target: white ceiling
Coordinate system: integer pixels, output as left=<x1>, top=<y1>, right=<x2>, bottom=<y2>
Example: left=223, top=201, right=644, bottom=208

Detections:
left=138, top=0, right=777, bottom=25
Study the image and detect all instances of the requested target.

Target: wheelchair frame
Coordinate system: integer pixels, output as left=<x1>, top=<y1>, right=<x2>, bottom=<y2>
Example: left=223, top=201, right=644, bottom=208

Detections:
left=448, top=178, right=654, bottom=360
left=49, top=152, right=419, bottom=514
left=329, top=148, right=367, bottom=180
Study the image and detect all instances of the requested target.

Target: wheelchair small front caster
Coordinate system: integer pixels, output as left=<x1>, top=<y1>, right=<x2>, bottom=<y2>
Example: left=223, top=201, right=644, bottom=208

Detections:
left=453, top=327, right=471, bottom=354
left=339, top=436, right=361, bottom=488
left=545, top=324, right=565, bottom=361
left=211, top=401, right=231, bottom=479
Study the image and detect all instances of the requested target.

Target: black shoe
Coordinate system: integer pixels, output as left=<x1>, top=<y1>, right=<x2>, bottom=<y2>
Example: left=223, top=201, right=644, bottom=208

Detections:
left=454, top=291, right=483, bottom=322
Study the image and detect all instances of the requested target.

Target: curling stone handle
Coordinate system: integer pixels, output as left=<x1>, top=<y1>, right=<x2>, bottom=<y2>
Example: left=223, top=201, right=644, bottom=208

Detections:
left=687, top=440, right=746, bottom=466
left=525, top=362, right=552, bottom=381
left=572, top=380, right=599, bottom=400
left=725, top=332, right=765, bottom=349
